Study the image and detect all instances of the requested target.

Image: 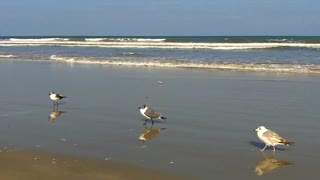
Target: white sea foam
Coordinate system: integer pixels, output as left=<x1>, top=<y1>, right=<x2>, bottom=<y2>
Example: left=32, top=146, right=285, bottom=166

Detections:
left=0, top=54, right=16, bottom=58
left=1, top=39, right=319, bottom=50
left=99, top=38, right=166, bottom=42
left=267, top=39, right=288, bottom=42
left=48, top=55, right=320, bottom=73
left=135, top=38, right=166, bottom=42
left=85, top=38, right=107, bottom=42
left=9, top=38, right=66, bottom=42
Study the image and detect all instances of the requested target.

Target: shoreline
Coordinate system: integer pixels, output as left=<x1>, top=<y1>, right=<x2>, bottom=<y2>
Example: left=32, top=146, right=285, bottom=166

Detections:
left=2, top=58, right=320, bottom=74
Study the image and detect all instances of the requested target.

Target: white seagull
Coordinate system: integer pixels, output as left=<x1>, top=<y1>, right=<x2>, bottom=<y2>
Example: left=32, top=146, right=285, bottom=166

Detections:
left=138, top=105, right=167, bottom=124
left=254, top=126, right=294, bottom=152
left=49, top=92, right=66, bottom=107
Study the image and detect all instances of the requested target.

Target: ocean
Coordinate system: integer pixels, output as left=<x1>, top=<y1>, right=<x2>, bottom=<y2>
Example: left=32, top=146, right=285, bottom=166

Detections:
left=1, top=36, right=320, bottom=73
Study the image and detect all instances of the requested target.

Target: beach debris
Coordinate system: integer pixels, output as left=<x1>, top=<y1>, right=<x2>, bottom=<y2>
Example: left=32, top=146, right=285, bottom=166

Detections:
left=157, top=81, right=163, bottom=84
left=170, top=161, right=174, bottom=164
left=33, top=157, right=39, bottom=160
left=254, top=126, right=294, bottom=152
left=51, top=158, right=57, bottom=164
left=60, top=138, right=67, bottom=142
left=104, top=158, right=111, bottom=161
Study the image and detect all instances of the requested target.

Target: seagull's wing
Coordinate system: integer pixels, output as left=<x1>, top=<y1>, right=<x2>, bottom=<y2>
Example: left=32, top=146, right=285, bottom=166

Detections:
left=145, top=108, right=161, bottom=119
left=263, top=130, right=286, bottom=144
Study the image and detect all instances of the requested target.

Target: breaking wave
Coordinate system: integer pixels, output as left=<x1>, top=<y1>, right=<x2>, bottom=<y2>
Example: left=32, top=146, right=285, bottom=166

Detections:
left=0, top=54, right=16, bottom=58
left=48, top=55, right=320, bottom=73
left=0, top=38, right=320, bottom=50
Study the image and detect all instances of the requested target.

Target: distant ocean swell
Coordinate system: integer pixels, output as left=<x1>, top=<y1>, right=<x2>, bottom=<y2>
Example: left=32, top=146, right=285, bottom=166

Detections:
left=1, top=38, right=320, bottom=50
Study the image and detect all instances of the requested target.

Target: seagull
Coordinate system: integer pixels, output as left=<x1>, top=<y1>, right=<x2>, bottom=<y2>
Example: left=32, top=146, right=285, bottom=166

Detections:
left=49, top=92, right=66, bottom=107
left=138, top=104, right=167, bottom=124
left=255, top=156, right=294, bottom=176
left=254, top=126, right=295, bottom=152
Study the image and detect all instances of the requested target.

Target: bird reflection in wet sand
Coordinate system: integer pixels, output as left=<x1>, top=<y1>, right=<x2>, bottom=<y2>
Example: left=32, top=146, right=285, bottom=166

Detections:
left=255, top=153, right=294, bottom=176
left=48, top=110, right=65, bottom=123
left=139, top=125, right=167, bottom=142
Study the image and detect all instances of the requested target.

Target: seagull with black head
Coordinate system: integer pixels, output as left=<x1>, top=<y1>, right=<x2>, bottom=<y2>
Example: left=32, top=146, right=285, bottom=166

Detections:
left=138, top=104, right=167, bottom=125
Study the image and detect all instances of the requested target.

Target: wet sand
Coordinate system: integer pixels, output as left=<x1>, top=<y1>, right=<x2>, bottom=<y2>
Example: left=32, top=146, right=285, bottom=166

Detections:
left=0, top=61, right=320, bottom=179
left=0, top=150, right=187, bottom=180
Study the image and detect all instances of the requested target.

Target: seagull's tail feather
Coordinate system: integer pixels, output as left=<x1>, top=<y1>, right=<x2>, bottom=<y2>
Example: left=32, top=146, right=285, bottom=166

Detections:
left=160, top=116, right=167, bottom=120
left=61, top=96, right=67, bottom=99
left=283, top=141, right=295, bottom=146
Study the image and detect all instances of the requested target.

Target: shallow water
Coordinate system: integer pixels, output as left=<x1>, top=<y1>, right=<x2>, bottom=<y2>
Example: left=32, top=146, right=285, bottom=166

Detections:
left=0, top=61, right=319, bottom=179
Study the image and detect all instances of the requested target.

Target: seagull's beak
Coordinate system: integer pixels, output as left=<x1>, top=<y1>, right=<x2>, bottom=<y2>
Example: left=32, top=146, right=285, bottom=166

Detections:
left=254, top=129, right=258, bottom=132
left=138, top=106, right=141, bottom=109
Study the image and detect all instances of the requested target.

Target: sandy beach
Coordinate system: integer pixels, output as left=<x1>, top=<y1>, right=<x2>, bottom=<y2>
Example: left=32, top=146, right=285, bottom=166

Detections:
left=0, top=61, right=320, bottom=179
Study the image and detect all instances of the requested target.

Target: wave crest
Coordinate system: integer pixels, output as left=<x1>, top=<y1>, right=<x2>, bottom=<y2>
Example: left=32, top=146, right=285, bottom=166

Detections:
left=1, top=38, right=319, bottom=50
left=0, top=54, right=16, bottom=58
left=49, top=55, right=320, bottom=73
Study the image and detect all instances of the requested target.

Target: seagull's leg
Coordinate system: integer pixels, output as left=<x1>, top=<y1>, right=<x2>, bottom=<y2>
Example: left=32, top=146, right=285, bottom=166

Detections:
left=151, top=119, right=154, bottom=125
left=143, top=119, right=148, bottom=125
left=272, top=146, right=276, bottom=152
left=53, top=102, right=57, bottom=110
left=260, top=144, right=268, bottom=151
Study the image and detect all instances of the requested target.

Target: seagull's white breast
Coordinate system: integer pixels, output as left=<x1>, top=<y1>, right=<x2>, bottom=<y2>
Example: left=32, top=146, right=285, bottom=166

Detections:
left=50, top=94, right=59, bottom=101
left=257, top=129, right=272, bottom=146
left=140, top=107, right=151, bottom=119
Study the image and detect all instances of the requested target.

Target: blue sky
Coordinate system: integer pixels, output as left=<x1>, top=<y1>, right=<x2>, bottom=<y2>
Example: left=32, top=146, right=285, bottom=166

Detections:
left=0, top=0, right=319, bottom=36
